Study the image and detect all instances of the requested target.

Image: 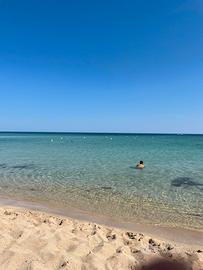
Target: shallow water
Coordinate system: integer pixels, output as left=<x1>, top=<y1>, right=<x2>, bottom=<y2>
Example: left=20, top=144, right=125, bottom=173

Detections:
left=0, top=132, right=203, bottom=230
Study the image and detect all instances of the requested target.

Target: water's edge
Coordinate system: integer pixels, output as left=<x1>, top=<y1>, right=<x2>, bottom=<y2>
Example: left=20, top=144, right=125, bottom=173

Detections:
left=1, top=195, right=203, bottom=248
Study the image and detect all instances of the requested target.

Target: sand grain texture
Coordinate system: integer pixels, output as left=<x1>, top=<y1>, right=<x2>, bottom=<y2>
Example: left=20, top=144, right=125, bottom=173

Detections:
left=0, top=206, right=202, bottom=270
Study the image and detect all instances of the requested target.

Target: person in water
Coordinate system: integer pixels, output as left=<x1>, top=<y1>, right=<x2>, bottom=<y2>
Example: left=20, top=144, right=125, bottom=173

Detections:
left=136, top=160, right=145, bottom=169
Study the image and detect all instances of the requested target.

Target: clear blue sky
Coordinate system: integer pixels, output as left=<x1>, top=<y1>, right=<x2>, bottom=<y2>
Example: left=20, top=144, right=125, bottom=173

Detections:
left=0, top=0, right=202, bottom=133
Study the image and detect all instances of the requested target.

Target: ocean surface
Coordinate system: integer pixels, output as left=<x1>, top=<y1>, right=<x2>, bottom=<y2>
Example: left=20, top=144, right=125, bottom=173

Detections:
left=0, top=132, right=203, bottom=230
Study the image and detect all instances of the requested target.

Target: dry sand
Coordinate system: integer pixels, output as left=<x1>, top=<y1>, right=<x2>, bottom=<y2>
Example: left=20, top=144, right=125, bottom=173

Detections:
left=0, top=205, right=203, bottom=270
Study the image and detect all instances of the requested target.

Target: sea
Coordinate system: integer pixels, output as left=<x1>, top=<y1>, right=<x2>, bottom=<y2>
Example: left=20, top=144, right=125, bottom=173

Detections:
left=0, top=132, right=203, bottom=230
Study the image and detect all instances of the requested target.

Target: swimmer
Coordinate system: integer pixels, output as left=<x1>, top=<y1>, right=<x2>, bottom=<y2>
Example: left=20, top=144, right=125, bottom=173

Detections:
left=136, top=160, right=145, bottom=169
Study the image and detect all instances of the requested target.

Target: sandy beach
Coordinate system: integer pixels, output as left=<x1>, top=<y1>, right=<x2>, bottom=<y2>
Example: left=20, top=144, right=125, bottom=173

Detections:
left=0, top=205, right=202, bottom=270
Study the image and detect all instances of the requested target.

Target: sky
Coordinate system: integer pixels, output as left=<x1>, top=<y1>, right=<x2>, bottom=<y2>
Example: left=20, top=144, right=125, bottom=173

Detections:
left=0, top=0, right=203, bottom=133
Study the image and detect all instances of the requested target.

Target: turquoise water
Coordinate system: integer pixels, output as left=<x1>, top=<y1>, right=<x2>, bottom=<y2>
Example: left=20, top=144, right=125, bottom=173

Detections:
left=0, top=132, right=203, bottom=230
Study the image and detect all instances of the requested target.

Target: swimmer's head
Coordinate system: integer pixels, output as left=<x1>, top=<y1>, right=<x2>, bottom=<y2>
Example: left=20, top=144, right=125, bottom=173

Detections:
left=140, top=161, right=144, bottom=164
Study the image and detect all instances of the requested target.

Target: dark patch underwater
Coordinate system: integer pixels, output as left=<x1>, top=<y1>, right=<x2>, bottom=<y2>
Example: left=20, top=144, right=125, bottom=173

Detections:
left=171, top=177, right=203, bottom=191
left=11, top=164, right=36, bottom=170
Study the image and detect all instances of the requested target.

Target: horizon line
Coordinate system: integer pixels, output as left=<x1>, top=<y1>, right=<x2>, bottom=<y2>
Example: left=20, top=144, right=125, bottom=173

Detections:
left=0, top=131, right=203, bottom=136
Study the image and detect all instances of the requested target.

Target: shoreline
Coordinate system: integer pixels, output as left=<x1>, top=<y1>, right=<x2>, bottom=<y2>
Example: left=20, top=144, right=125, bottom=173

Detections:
left=0, top=196, right=203, bottom=248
